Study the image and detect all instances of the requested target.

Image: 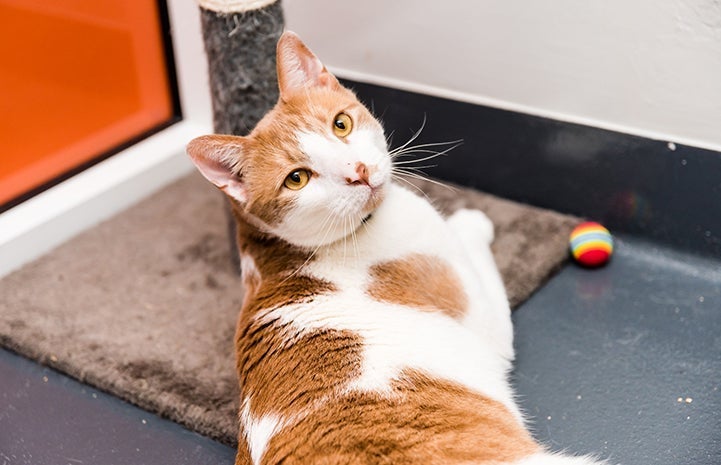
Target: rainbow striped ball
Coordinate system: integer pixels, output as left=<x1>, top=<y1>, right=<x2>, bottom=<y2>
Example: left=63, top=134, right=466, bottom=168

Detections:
left=569, top=222, right=613, bottom=267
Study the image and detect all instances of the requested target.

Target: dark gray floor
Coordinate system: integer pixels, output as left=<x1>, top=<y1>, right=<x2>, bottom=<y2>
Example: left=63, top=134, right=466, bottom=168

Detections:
left=513, top=237, right=721, bottom=464
left=1, top=236, right=719, bottom=464
left=0, top=351, right=235, bottom=464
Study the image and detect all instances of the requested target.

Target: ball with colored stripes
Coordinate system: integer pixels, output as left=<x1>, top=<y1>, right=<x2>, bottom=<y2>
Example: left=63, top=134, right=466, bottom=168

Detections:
left=569, top=222, right=613, bottom=267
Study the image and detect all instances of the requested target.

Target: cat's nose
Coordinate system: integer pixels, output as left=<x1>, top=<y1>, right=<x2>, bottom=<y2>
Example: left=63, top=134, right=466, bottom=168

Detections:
left=345, top=162, right=371, bottom=186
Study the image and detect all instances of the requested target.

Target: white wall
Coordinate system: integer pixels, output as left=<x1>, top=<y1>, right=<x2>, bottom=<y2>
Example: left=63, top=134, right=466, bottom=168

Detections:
left=284, top=0, right=721, bottom=152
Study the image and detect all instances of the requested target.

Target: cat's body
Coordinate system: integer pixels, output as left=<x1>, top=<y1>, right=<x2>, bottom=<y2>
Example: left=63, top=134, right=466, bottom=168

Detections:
left=188, top=32, right=606, bottom=465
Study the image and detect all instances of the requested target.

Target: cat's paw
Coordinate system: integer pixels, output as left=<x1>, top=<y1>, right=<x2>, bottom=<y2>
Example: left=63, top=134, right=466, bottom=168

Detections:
left=447, top=208, right=495, bottom=245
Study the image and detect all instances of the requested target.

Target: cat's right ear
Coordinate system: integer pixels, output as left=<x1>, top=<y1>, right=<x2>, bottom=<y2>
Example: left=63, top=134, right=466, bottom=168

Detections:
left=276, top=30, right=340, bottom=101
left=186, top=135, right=247, bottom=204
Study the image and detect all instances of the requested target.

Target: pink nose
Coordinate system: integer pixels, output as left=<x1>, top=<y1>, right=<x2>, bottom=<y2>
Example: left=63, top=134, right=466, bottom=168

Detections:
left=346, top=162, right=370, bottom=186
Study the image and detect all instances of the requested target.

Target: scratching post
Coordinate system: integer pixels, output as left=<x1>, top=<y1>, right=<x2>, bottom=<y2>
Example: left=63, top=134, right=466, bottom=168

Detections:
left=197, top=0, right=284, bottom=271
left=199, top=0, right=284, bottom=135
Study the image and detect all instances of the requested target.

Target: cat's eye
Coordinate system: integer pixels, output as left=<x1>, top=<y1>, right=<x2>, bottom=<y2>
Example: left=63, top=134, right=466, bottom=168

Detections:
left=333, top=112, right=353, bottom=138
left=284, top=169, right=310, bottom=190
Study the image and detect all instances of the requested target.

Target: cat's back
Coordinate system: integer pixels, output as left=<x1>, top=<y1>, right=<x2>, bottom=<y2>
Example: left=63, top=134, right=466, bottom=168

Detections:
left=235, top=183, right=535, bottom=464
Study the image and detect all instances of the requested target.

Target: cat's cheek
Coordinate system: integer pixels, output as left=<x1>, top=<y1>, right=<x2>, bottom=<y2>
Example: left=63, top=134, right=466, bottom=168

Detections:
left=271, top=193, right=338, bottom=246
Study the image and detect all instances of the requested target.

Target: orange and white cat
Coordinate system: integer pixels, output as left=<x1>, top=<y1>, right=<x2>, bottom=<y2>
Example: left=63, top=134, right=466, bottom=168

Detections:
left=187, top=31, right=606, bottom=465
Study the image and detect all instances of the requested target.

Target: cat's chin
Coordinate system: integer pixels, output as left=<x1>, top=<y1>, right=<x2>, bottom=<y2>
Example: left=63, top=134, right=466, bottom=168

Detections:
left=361, top=181, right=386, bottom=217
left=365, top=184, right=385, bottom=214
left=271, top=182, right=387, bottom=250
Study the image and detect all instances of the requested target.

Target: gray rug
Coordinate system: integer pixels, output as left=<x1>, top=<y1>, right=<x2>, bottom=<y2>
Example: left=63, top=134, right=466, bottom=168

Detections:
left=0, top=173, right=578, bottom=445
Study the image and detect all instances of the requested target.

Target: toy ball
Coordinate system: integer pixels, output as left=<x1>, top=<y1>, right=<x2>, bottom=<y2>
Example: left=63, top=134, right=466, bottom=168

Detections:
left=569, top=222, right=613, bottom=267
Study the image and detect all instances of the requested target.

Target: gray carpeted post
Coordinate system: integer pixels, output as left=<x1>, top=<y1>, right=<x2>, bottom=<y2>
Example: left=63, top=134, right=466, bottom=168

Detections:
left=197, top=0, right=284, bottom=271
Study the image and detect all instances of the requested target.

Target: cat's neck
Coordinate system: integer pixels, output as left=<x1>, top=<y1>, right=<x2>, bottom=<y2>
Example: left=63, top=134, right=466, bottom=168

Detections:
left=230, top=202, right=339, bottom=322
left=230, top=204, right=310, bottom=281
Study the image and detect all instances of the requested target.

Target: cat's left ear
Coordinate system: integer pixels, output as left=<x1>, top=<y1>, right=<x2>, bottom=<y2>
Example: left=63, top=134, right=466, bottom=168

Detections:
left=186, top=135, right=248, bottom=204
left=276, top=31, right=341, bottom=101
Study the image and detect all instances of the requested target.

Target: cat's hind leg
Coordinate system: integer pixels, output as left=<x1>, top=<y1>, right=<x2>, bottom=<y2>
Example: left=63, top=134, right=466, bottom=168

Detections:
left=446, top=208, right=514, bottom=360
left=446, top=208, right=507, bottom=309
left=448, top=207, right=496, bottom=246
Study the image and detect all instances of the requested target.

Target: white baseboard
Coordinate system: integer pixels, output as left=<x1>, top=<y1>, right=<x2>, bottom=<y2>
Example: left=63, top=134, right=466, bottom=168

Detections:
left=0, top=121, right=210, bottom=278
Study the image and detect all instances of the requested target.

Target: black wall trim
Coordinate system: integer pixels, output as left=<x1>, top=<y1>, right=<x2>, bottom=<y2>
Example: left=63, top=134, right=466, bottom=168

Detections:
left=157, top=0, right=183, bottom=121
left=342, top=79, right=721, bottom=258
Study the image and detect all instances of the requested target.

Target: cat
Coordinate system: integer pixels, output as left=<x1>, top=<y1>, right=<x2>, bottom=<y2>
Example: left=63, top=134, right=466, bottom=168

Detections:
left=187, top=31, right=606, bottom=465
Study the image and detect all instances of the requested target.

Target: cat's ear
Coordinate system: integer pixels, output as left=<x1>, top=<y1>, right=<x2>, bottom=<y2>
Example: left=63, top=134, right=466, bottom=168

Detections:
left=276, top=31, right=341, bottom=101
left=186, top=135, right=248, bottom=203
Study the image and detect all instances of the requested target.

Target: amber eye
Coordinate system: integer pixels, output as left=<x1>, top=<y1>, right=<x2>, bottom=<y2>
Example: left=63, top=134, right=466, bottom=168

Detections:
left=333, top=112, right=353, bottom=138
left=284, top=169, right=310, bottom=190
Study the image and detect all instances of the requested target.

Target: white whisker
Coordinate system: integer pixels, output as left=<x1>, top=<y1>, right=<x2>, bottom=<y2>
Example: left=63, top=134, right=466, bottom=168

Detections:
left=392, top=142, right=463, bottom=164
left=280, top=211, right=337, bottom=284
left=392, top=174, right=434, bottom=203
left=359, top=217, right=373, bottom=240
left=394, top=164, right=438, bottom=171
left=393, top=169, right=456, bottom=192
left=391, top=149, right=442, bottom=158
left=388, top=115, right=427, bottom=156
left=393, top=166, right=437, bottom=177
left=385, top=129, right=395, bottom=147
left=350, top=216, right=361, bottom=262
left=391, top=139, right=463, bottom=158
left=342, top=215, right=348, bottom=266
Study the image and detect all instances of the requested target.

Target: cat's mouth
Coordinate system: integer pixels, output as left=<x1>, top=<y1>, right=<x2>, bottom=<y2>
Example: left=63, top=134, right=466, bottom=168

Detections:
left=362, top=182, right=386, bottom=217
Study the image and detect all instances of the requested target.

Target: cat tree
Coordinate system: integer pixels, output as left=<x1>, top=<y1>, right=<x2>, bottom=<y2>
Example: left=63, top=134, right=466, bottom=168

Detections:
left=198, top=0, right=283, bottom=135
left=197, top=0, right=284, bottom=269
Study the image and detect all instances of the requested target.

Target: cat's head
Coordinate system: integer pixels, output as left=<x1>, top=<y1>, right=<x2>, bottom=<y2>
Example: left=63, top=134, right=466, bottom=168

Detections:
left=187, top=31, right=390, bottom=249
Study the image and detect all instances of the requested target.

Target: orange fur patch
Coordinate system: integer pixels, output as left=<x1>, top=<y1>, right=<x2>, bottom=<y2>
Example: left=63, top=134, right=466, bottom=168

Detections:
left=233, top=249, right=358, bottom=462
left=231, top=207, right=310, bottom=278
left=367, top=254, right=469, bottom=319
left=262, top=370, right=539, bottom=464
left=235, top=433, right=252, bottom=465
left=236, top=319, right=363, bottom=419
left=228, top=205, right=362, bottom=460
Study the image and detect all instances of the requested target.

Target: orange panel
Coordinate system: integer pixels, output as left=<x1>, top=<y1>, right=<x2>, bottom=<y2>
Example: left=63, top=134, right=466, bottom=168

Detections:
left=0, top=0, right=175, bottom=206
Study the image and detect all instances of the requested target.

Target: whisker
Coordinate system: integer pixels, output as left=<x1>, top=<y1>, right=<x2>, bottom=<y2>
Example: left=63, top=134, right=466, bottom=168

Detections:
left=388, top=114, right=427, bottom=156
left=377, top=105, right=390, bottom=122
left=342, top=215, right=348, bottom=266
left=350, top=215, right=361, bottom=262
left=393, top=167, right=435, bottom=178
left=393, top=169, right=456, bottom=192
left=392, top=174, right=434, bottom=203
left=391, top=139, right=463, bottom=158
left=359, top=216, right=373, bottom=240
left=281, top=212, right=337, bottom=284
left=393, top=142, right=463, bottom=164
left=395, top=164, right=438, bottom=171
left=385, top=129, right=395, bottom=147
left=391, top=149, right=445, bottom=158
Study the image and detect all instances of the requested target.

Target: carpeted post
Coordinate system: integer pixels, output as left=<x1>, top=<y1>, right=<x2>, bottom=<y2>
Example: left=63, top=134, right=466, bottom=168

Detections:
left=197, top=0, right=284, bottom=272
